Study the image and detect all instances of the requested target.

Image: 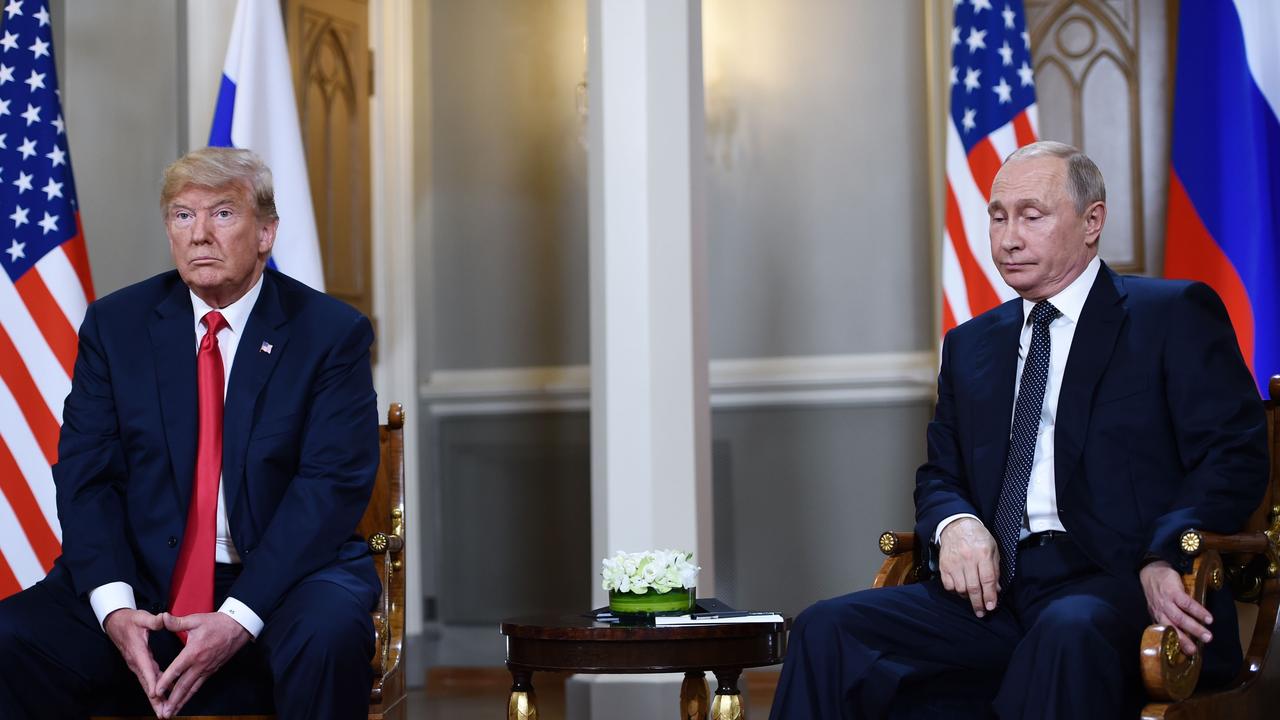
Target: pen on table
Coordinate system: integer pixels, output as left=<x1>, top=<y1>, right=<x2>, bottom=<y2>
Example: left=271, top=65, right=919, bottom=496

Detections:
left=689, top=611, right=773, bottom=619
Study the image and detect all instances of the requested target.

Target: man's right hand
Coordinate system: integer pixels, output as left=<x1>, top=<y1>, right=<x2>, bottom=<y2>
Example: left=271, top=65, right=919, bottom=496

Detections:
left=103, top=608, right=166, bottom=716
left=939, top=517, right=1002, bottom=617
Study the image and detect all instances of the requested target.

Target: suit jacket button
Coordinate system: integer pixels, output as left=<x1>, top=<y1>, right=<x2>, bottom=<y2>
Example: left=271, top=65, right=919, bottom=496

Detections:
left=150, top=603, right=162, bottom=614
left=167, top=536, right=177, bottom=548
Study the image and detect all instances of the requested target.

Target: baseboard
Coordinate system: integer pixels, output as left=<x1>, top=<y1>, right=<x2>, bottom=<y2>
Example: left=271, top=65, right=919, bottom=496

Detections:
left=745, top=669, right=781, bottom=704
left=425, top=667, right=572, bottom=696
left=421, top=351, right=937, bottom=415
left=423, top=666, right=779, bottom=699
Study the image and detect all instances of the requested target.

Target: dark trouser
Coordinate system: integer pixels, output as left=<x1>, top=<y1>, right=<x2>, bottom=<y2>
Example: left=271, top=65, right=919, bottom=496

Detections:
left=0, top=564, right=375, bottom=720
left=768, top=536, right=1241, bottom=720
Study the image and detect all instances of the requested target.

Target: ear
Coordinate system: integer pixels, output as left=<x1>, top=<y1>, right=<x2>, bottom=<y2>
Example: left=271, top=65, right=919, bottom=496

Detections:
left=258, top=218, right=279, bottom=256
left=1082, top=200, right=1106, bottom=247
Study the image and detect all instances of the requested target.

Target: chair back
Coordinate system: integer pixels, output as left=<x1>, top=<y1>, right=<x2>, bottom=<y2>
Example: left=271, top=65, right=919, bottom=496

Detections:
left=1238, top=377, right=1280, bottom=538
left=358, top=403, right=406, bottom=716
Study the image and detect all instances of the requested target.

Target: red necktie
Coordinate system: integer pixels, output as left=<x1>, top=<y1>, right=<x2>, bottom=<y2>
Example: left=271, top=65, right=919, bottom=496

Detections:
left=169, top=311, right=227, bottom=625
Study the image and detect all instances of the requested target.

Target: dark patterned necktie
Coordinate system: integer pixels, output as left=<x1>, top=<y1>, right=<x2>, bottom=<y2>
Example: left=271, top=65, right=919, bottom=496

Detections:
left=994, top=300, right=1061, bottom=587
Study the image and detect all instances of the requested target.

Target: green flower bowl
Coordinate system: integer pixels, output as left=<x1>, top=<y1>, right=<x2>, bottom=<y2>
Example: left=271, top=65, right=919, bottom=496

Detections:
left=608, top=586, right=695, bottom=616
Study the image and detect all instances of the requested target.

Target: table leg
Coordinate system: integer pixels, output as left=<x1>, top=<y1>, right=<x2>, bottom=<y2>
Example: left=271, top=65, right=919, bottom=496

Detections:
left=710, top=668, right=744, bottom=720
left=680, top=671, right=710, bottom=719
left=507, top=668, right=538, bottom=720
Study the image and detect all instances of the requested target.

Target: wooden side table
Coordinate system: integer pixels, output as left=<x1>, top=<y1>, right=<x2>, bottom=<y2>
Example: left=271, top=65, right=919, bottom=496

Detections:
left=500, top=614, right=788, bottom=719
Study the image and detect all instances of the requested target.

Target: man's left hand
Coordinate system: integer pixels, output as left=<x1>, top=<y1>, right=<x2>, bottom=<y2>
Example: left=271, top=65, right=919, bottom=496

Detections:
left=1139, top=560, right=1212, bottom=656
left=153, top=611, right=251, bottom=718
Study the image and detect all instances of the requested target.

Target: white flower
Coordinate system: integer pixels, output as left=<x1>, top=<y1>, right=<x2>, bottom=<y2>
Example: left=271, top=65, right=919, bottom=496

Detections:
left=600, top=549, right=700, bottom=595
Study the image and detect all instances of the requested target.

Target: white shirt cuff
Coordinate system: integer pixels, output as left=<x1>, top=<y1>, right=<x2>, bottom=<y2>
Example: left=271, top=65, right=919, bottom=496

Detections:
left=934, top=513, right=982, bottom=543
left=218, top=596, right=264, bottom=639
left=88, top=582, right=137, bottom=630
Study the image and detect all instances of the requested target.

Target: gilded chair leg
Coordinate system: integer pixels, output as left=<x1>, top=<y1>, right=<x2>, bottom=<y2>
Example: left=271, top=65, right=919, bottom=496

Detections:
left=508, top=669, right=538, bottom=720
left=681, top=670, right=710, bottom=719
left=710, top=669, right=745, bottom=720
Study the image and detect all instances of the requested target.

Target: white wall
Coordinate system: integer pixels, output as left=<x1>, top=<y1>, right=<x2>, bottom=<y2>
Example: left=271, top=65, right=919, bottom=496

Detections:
left=61, top=0, right=183, bottom=296
left=184, top=0, right=238, bottom=151
left=54, top=0, right=943, bottom=634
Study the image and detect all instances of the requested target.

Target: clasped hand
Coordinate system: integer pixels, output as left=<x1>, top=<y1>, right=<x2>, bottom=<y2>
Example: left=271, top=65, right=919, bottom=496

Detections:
left=103, top=608, right=251, bottom=718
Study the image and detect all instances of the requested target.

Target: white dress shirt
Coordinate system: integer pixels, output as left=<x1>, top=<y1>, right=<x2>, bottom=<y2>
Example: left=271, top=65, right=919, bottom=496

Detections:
left=88, top=274, right=266, bottom=638
left=935, top=256, right=1102, bottom=542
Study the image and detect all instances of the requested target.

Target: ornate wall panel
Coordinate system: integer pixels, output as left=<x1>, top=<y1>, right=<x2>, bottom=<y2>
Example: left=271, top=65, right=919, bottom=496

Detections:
left=284, top=0, right=373, bottom=319
left=1025, top=0, right=1169, bottom=274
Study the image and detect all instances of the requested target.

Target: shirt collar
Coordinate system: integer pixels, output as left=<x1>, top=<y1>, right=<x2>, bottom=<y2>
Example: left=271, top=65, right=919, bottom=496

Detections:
left=1021, top=255, right=1101, bottom=327
left=189, top=273, right=265, bottom=337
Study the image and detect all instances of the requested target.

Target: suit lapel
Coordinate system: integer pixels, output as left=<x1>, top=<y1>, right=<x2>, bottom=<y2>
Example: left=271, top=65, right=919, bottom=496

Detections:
left=1055, top=263, right=1127, bottom=493
left=221, top=273, right=290, bottom=518
left=150, top=279, right=198, bottom=511
left=971, top=300, right=1024, bottom=518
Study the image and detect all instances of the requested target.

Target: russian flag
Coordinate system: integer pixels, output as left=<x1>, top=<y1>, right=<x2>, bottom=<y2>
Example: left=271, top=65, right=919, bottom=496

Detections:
left=1164, top=0, right=1280, bottom=394
left=209, top=0, right=325, bottom=292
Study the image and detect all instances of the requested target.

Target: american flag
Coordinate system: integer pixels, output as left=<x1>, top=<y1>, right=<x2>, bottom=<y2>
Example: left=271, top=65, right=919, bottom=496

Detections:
left=942, top=0, right=1038, bottom=333
left=0, top=1, right=93, bottom=598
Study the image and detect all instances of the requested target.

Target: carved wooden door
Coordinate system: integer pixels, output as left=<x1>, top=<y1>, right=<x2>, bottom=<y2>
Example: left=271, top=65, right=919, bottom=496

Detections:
left=1024, top=0, right=1173, bottom=275
left=281, top=0, right=373, bottom=321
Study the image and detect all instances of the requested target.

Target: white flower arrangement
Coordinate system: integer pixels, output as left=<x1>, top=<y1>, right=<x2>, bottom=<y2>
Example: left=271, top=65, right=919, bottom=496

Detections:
left=601, top=549, right=700, bottom=595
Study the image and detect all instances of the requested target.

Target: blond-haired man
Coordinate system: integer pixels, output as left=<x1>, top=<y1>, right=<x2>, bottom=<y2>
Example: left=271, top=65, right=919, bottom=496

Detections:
left=0, top=148, right=379, bottom=719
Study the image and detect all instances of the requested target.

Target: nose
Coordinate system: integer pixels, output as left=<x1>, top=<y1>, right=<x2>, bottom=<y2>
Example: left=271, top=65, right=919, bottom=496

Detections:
left=190, top=213, right=211, bottom=244
left=998, top=221, right=1023, bottom=252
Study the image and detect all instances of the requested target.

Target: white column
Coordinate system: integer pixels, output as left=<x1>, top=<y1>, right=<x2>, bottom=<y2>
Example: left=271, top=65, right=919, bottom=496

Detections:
left=184, top=0, right=237, bottom=150
left=588, top=0, right=713, bottom=606
left=369, top=0, right=422, bottom=638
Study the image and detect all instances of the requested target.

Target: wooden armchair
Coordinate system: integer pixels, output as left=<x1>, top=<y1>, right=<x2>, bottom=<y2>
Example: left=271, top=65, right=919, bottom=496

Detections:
left=93, top=403, right=408, bottom=720
left=873, top=378, right=1280, bottom=719
left=359, top=402, right=409, bottom=720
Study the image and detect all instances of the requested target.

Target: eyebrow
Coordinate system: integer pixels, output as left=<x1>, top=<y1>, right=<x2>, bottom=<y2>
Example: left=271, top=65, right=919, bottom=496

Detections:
left=988, top=198, right=1047, bottom=214
left=170, top=197, right=240, bottom=212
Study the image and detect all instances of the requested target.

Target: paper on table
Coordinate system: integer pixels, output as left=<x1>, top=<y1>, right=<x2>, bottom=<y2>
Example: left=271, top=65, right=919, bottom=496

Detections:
left=654, top=612, right=784, bottom=626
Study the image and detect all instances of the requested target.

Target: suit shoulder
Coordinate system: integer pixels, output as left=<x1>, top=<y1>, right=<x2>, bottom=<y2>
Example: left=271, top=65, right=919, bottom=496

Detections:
left=268, top=270, right=369, bottom=327
left=87, top=270, right=183, bottom=316
left=944, top=297, right=1021, bottom=346
left=1117, top=274, right=1195, bottom=300
left=1118, top=274, right=1223, bottom=312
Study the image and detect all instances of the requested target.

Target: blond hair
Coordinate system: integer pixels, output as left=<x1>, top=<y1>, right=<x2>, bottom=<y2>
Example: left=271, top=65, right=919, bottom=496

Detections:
left=160, top=147, right=278, bottom=220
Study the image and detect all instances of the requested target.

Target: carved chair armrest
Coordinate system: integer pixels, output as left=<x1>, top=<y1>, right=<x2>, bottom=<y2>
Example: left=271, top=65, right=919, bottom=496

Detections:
left=1179, top=528, right=1274, bottom=558
left=873, top=531, right=922, bottom=588
left=1139, top=550, right=1226, bottom=702
left=1137, top=517, right=1280, bottom=704
left=368, top=531, right=405, bottom=555
left=365, top=511, right=405, bottom=703
left=878, top=531, right=917, bottom=556
left=1180, top=523, right=1280, bottom=604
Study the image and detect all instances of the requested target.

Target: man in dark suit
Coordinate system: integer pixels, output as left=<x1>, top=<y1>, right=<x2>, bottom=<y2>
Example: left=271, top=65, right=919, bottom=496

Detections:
left=0, top=147, right=380, bottom=719
left=769, top=141, right=1268, bottom=719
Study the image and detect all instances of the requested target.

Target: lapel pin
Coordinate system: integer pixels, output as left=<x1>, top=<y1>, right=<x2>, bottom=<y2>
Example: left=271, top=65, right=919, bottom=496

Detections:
left=260, top=341, right=273, bottom=355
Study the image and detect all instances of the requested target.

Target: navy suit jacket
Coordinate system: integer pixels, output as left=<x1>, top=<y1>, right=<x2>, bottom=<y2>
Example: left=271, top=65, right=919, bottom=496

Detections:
left=914, top=263, right=1268, bottom=578
left=47, top=268, right=380, bottom=623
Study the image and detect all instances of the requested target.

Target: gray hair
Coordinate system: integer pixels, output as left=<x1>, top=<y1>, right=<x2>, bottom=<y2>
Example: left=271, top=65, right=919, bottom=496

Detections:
left=1003, top=140, right=1105, bottom=215
left=161, top=147, right=278, bottom=221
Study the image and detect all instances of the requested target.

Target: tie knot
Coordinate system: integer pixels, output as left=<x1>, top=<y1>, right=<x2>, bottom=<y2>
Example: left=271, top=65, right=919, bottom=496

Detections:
left=1030, top=301, right=1061, bottom=327
left=201, top=311, right=227, bottom=337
